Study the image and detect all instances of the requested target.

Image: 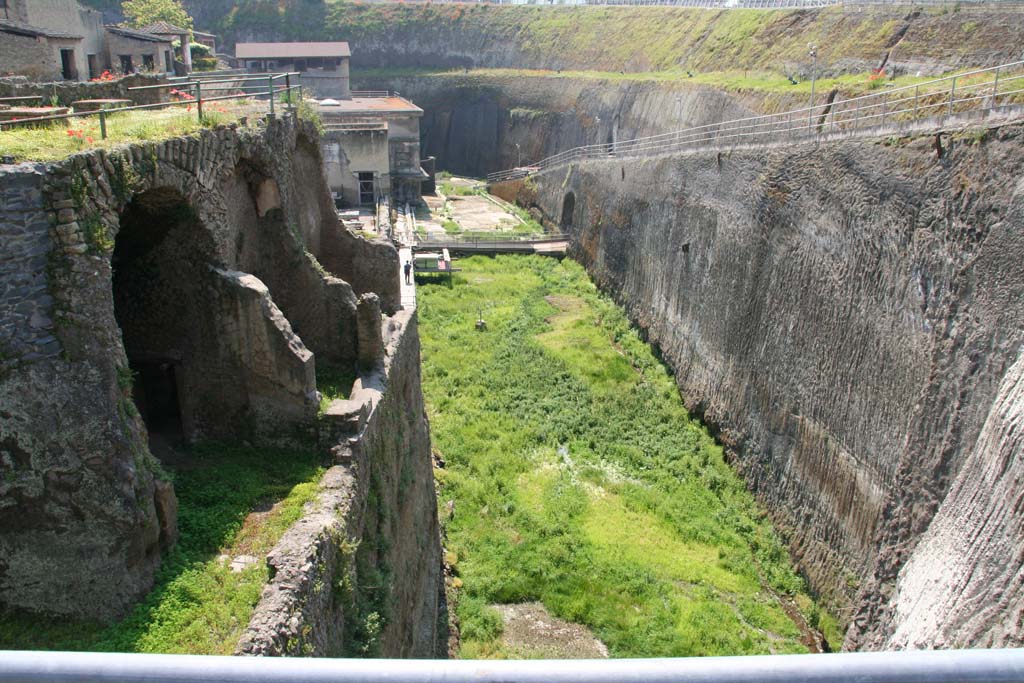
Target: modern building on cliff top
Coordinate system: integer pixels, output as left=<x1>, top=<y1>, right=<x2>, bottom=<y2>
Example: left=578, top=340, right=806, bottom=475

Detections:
left=319, top=95, right=430, bottom=208
left=236, top=41, right=351, bottom=100
left=234, top=41, right=431, bottom=207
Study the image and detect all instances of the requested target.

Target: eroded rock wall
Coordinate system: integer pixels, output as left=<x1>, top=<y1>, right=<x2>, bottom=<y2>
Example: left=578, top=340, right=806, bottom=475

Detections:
left=522, top=124, right=1024, bottom=648
left=0, top=116, right=402, bottom=621
left=368, top=74, right=760, bottom=179
left=211, top=3, right=1024, bottom=78
left=237, top=310, right=445, bottom=658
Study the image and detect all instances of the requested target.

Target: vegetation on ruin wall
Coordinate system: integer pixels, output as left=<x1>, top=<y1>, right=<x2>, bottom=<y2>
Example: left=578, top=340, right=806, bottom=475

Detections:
left=0, top=109, right=237, bottom=163
left=418, top=256, right=843, bottom=657
left=0, top=444, right=324, bottom=654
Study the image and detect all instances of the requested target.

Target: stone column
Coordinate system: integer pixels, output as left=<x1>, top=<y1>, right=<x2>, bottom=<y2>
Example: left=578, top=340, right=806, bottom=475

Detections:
left=356, top=293, right=384, bottom=371
left=181, top=32, right=192, bottom=73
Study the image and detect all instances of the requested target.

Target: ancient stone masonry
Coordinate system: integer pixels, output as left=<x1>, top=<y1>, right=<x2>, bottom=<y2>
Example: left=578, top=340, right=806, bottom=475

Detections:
left=519, top=123, right=1024, bottom=649
left=237, top=310, right=445, bottom=658
left=0, top=74, right=168, bottom=108
left=0, top=115, right=419, bottom=627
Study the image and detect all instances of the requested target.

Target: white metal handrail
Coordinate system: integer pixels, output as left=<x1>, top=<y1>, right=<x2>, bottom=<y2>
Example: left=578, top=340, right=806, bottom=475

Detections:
left=2, top=649, right=1024, bottom=682
left=487, top=61, right=1024, bottom=183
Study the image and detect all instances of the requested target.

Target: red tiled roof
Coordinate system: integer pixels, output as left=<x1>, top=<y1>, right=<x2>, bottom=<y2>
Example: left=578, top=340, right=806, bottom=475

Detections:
left=141, top=21, right=190, bottom=35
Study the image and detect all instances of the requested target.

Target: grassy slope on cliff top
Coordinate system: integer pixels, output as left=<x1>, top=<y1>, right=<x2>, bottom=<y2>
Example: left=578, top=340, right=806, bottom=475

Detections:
left=206, top=1, right=1020, bottom=75
left=418, top=255, right=844, bottom=657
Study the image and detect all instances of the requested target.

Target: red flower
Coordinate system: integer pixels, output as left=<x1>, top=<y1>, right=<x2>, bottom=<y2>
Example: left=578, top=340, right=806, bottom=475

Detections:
left=86, top=137, right=94, bottom=144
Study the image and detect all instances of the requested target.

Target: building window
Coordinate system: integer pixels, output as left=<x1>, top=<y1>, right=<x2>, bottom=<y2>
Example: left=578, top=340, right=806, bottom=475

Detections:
left=358, top=172, right=375, bottom=205
left=87, top=54, right=99, bottom=80
left=119, top=54, right=133, bottom=74
left=142, top=53, right=155, bottom=71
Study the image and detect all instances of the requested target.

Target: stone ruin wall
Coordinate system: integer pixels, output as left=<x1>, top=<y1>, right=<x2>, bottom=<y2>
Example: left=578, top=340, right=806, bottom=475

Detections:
left=238, top=309, right=444, bottom=657
left=0, top=74, right=168, bottom=108
left=0, top=115, right=442, bottom=654
left=518, top=123, right=1024, bottom=649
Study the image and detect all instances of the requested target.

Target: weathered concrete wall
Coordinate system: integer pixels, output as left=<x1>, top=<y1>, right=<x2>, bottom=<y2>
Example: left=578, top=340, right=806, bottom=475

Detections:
left=0, top=116, right=402, bottom=621
left=322, top=128, right=391, bottom=207
left=522, top=123, right=1024, bottom=648
left=237, top=310, right=445, bottom=658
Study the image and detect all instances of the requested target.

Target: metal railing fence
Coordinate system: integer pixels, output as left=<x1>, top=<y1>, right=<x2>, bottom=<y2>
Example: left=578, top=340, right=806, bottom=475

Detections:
left=487, top=60, right=1024, bottom=182
left=417, top=232, right=569, bottom=245
left=2, top=648, right=1024, bottom=682
left=0, top=73, right=303, bottom=140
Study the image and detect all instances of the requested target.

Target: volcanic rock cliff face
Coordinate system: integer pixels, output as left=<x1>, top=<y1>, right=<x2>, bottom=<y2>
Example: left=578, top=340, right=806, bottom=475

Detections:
left=202, top=3, right=1024, bottom=78
left=371, top=75, right=761, bottom=180
left=518, top=124, right=1024, bottom=648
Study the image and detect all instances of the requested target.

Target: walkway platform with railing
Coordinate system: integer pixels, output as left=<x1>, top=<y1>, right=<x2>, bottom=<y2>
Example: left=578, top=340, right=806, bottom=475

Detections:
left=488, top=61, right=1024, bottom=184
left=414, top=234, right=569, bottom=256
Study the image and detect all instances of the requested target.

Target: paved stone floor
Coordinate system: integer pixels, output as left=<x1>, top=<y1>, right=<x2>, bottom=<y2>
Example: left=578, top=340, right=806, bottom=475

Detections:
left=399, top=246, right=416, bottom=310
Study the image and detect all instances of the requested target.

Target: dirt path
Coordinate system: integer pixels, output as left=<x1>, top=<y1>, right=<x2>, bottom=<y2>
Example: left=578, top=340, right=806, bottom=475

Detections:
left=493, top=603, right=609, bottom=659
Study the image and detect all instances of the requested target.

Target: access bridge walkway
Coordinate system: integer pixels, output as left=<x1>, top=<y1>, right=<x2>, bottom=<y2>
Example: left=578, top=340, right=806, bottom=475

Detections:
left=413, top=235, right=569, bottom=257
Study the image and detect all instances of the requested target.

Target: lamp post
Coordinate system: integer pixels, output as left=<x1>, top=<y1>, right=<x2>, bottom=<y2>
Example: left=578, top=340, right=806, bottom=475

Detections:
left=808, top=44, right=818, bottom=132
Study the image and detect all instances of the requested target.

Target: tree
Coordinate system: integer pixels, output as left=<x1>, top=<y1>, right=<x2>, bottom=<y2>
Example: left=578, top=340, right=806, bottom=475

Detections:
left=121, top=0, right=194, bottom=31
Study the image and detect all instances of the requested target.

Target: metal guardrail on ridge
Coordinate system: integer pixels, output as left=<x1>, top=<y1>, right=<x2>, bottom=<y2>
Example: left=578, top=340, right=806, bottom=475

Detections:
left=0, top=72, right=303, bottom=139
left=2, top=649, right=1024, bottom=682
left=487, top=60, right=1024, bottom=182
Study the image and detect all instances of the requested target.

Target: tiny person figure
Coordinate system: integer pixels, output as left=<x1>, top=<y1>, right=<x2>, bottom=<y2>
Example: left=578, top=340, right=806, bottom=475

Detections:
left=404, top=260, right=412, bottom=285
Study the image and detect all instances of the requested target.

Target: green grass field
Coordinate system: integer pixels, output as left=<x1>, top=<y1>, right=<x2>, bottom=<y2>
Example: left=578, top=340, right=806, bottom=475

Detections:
left=0, top=443, right=324, bottom=654
left=418, top=255, right=841, bottom=658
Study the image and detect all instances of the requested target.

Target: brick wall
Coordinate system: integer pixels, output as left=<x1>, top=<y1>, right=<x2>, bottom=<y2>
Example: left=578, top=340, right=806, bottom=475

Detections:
left=104, top=33, right=173, bottom=75
left=0, top=33, right=61, bottom=81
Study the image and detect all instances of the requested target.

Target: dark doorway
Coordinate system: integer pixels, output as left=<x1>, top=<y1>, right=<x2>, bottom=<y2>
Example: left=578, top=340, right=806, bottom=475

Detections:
left=113, top=188, right=214, bottom=447
left=164, top=50, right=173, bottom=73
left=60, top=49, right=77, bottom=80
left=142, top=53, right=155, bottom=72
left=119, top=54, right=133, bottom=74
left=87, top=53, right=99, bottom=80
left=561, top=192, right=576, bottom=231
left=131, top=359, right=183, bottom=435
left=358, top=172, right=375, bottom=205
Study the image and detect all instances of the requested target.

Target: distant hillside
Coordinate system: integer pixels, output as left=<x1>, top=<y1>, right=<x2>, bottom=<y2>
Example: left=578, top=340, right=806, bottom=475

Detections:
left=79, top=1, right=1024, bottom=77
left=211, top=1, right=1023, bottom=77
